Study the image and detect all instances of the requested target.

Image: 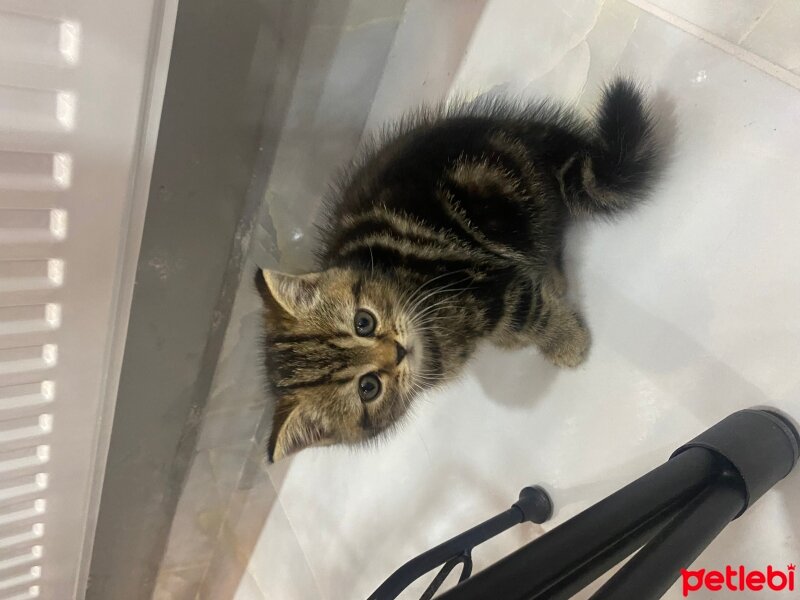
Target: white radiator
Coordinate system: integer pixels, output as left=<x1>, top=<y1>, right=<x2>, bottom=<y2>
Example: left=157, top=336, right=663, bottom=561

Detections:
left=0, top=0, right=175, bottom=597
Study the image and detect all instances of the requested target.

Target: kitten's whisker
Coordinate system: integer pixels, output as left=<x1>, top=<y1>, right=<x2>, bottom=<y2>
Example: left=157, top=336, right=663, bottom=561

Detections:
left=412, top=306, right=469, bottom=323
left=414, top=317, right=453, bottom=325
left=402, top=275, right=473, bottom=314
left=406, top=271, right=469, bottom=301
left=411, top=295, right=469, bottom=321
left=404, top=283, right=466, bottom=316
left=412, top=322, right=450, bottom=331
left=368, top=245, right=375, bottom=277
left=410, top=294, right=470, bottom=320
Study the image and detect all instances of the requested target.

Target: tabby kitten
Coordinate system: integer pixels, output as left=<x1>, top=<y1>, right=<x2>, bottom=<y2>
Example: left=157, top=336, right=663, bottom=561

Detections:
left=256, top=79, right=661, bottom=461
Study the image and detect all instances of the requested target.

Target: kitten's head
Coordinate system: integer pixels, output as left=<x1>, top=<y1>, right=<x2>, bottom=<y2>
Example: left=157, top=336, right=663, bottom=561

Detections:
left=255, top=267, right=432, bottom=461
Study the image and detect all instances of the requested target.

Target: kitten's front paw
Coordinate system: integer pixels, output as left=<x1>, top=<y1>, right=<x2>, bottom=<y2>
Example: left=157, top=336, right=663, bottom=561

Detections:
left=540, top=313, right=591, bottom=368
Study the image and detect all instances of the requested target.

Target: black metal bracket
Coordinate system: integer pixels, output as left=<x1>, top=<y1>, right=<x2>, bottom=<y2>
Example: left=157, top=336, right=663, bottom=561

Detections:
left=367, top=486, right=553, bottom=600
left=369, top=408, right=799, bottom=600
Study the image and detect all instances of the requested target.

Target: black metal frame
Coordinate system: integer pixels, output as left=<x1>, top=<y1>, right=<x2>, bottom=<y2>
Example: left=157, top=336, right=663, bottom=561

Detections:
left=370, top=408, right=799, bottom=600
left=368, top=486, right=553, bottom=600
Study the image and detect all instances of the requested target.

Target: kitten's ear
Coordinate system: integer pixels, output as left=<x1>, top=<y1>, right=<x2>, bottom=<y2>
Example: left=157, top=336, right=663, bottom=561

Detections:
left=255, top=268, right=321, bottom=318
left=267, top=403, right=331, bottom=462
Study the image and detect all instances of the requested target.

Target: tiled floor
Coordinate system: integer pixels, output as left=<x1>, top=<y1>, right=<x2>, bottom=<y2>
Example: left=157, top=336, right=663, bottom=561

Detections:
left=154, top=1, right=800, bottom=599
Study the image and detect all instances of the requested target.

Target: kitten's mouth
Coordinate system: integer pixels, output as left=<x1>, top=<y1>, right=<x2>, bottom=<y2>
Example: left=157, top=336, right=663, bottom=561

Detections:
left=395, top=341, right=408, bottom=365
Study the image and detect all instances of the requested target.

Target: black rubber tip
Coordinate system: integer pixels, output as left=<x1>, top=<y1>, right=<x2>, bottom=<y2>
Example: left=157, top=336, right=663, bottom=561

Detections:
left=514, top=486, right=553, bottom=524
left=761, top=408, right=800, bottom=460
left=671, top=408, right=799, bottom=517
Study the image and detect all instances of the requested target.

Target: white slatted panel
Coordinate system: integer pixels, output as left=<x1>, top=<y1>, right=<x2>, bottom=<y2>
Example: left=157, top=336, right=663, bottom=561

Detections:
left=0, top=0, right=171, bottom=597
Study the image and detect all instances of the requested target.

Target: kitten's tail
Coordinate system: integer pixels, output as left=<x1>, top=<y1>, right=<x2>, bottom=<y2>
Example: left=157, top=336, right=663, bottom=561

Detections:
left=562, top=78, right=661, bottom=217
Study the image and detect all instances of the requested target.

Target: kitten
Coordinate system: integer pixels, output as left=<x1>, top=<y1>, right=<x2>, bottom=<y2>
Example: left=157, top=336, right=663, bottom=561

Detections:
left=256, top=79, right=661, bottom=461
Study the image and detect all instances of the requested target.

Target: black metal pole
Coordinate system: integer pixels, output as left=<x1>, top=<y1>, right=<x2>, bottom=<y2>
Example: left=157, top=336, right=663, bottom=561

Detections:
left=590, top=467, right=746, bottom=599
left=532, top=502, right=686, bottom=600
left=439, top=448, right=720, bottom=600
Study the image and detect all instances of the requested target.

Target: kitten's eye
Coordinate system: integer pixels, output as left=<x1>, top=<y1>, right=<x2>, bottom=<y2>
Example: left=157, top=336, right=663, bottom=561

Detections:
left=354, top=309, right=376, bottom=336
left=358, top=373, right=382, bottom=402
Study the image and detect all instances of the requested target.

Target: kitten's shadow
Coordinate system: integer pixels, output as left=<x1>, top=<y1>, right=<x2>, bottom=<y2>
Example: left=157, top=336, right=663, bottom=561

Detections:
left=470, top=344, right=560, bottom=408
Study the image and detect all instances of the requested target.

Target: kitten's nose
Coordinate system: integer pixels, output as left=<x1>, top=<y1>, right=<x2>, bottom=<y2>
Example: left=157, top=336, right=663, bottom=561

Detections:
left=395, top=341, right=407, bottom=365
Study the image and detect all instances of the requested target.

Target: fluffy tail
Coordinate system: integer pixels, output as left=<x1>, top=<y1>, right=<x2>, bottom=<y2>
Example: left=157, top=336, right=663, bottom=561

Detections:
left=562, top=78, right=661, bottom=216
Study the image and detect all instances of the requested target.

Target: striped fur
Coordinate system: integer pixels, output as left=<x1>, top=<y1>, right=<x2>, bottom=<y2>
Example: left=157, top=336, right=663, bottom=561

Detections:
left=257, top=78, right=662, bottom=461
